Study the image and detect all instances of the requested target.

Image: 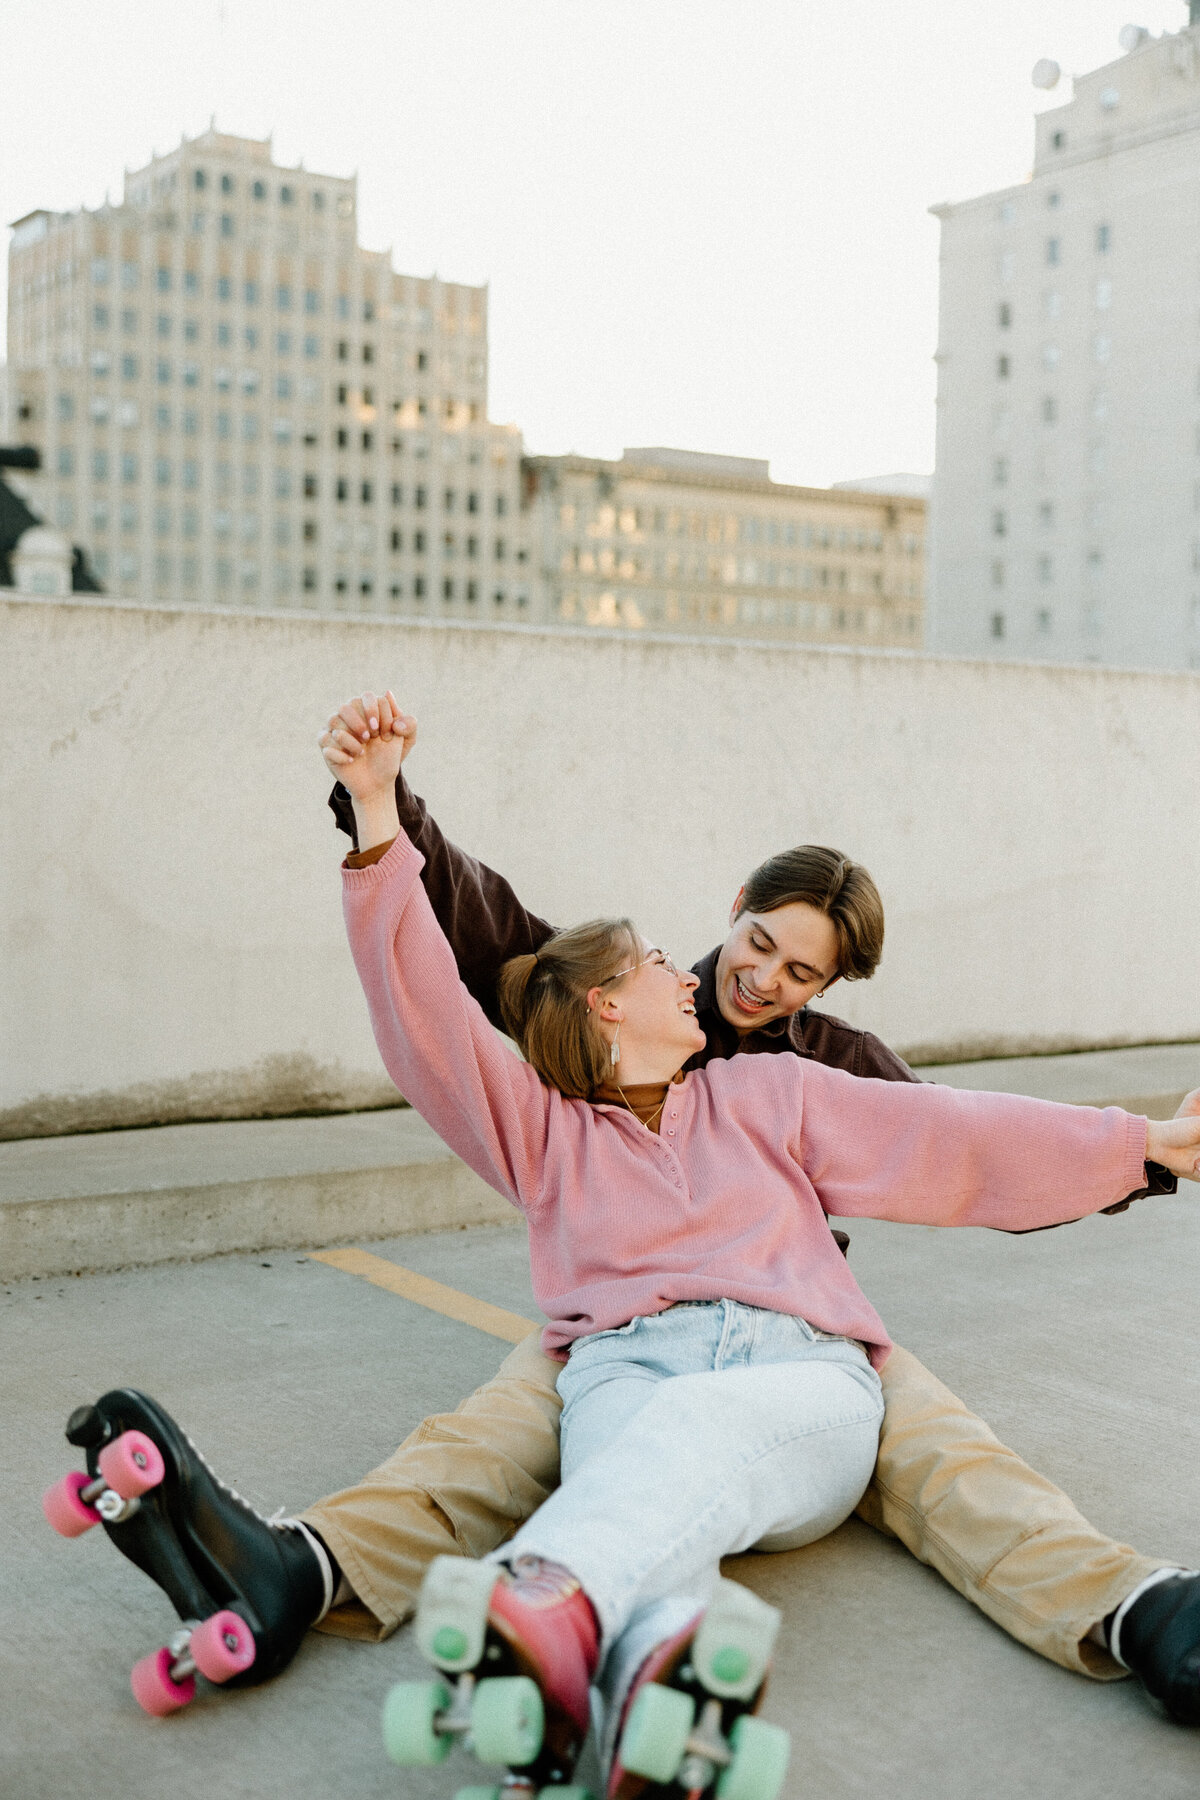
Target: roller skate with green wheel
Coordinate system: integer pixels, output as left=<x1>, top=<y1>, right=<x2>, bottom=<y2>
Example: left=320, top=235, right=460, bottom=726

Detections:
left=609, top=1579, right=790, bottom=1800
left=382, top=1554, right=600, bottom=1798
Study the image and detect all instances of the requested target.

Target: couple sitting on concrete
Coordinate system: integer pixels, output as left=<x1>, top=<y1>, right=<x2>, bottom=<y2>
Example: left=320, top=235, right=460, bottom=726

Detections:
left=51, top=685, right=1200, bottom=1796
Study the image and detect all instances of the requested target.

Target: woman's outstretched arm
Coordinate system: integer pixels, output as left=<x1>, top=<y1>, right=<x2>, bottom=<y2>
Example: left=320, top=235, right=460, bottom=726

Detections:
left=786, top=1058, right=1199, bottom=1232
left=320, top=690, right=556, bottom=1029
left=330, top=704, right=555, bottom=1213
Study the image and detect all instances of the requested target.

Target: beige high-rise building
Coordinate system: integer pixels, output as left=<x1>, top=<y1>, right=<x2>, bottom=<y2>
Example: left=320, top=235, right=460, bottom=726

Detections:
left=524, top=448, right=925, bottom=647
left=931, top=16, right=1200, bottom=669
left=6, top=129, right=527, bottom=617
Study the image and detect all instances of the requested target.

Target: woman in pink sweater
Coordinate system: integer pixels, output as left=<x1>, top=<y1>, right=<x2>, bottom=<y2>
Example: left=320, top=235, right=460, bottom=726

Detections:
left=337, top=703, right=1200, bottom=1800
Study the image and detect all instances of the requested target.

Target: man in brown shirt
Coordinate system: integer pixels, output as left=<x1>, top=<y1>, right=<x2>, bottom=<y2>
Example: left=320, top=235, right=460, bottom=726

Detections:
left=295, top=694, right=1198, bottom=1728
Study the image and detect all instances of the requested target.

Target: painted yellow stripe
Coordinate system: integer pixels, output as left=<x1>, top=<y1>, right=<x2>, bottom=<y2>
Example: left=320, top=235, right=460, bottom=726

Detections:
left=311, top=1246, right=537, bottom=1344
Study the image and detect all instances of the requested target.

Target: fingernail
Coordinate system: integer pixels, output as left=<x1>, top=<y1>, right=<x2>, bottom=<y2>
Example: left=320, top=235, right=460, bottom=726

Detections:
left=361, top=731, right=370, bottom=741
left=369, top=717, right=378, bottom=729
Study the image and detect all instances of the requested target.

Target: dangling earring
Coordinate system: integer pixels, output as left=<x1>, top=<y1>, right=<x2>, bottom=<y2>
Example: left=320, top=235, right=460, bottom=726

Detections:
left=610, top=1022, right=621, bottom=1067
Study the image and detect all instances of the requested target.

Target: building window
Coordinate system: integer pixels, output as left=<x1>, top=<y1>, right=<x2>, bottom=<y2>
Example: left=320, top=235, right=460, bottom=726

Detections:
left=996, top=354, right=1010, bottom=378
left=280, top=184, right=295, bottom=205
left=990, top=612, right=1006, bottom=639
left=156, top=267, right=171, bottom=292
left=57, top=447, right=75, bottom=476
left=220, top=173, right=234, bottom=195
left=997, top=302, right=1012, bottom=328
left=1095, top=278, right=1112, bottom=309
left=1038, top=501, right=1054, bottom=527
left=992, top=510, right=1007, bottom=537
left=1096, top=223, right=1111, bottom=253
left=390, top=529, right=402, bottom=551
left=183, top=270, right=200, bottom=295
left=413, top=530, right=426, bottom=553
left=391, top=483, right=403, bottom=505
left=336, top=478, right=349, bottom=502
left=443, top=578, right=454, bottom=599
left=155, top=457, right=171, bottom=486
left=276, top=285, right=292, bottom=311
left=993, top=457, right=1008, bottom=485
left=121, top=453, right=138, bottom=483
left=466, top=490, right=479, bottom=513
left=302, top=567, right=317, bottom=591
left=1037, top=554, right=1053, bottom=583
left=495, top=495, right=507, bottom=517
left=1045, top=238, right=1060, bottom=266
left=217, top=276, right=232, bottom=301
left=304, top=474, right=318, bottom=498
left=123, top=355, right=140, bottom=380
left=1041, top=344, right=1060, bottom=371
left=1042, top=395, right=1057, bottom=423
left=362, top=343, right=375, bottom=364
left=220, top=214, right=235, bottom=238
left=304, top=334, right=319, bottom=359
left=305, top=289, right=320, bottom=314
left=1035, top=608, right=1052, bottom=635
left=155, top=359, right=170, bottom=384
left=991, top=560, right=1004, bottom=588
left=361, top=482, right=373, bottom=504
left=193, top=169, right=207, bottom=191
left=413, top=575, right=426, bottom=598
left=1051, top=130, right=1066, bottom=150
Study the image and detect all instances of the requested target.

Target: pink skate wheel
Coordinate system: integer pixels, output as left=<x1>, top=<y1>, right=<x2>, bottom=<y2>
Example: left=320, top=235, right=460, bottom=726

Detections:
left=42, top=1470, right=101, bottom=1537
left=98, top=1430, right=165, bottom=1499
left=189, top=1610, right=256, bottom=1683
left=130, top=1646, right=196, bottom=1716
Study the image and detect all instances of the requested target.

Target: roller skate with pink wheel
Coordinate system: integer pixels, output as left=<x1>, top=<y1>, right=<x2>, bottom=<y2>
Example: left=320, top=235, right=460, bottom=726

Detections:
left=608, top=1579, right=790, bottom=1800
left=43, top=1388, right=329, bottom=1715
left=382, top=1553, right=599, bottom=1799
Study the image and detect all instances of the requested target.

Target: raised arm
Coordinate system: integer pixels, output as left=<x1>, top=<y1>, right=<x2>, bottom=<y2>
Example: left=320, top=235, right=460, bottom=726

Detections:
left=329, top=710, right=555, bottom=1211
left=783, top=1057, right=1198, bottom=1233
left=321, top=691, right=555, bottom=1029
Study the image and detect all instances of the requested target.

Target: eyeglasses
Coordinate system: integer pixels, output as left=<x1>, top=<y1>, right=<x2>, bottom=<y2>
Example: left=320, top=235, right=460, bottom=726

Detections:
left=603, top=948, right=679, bottom=984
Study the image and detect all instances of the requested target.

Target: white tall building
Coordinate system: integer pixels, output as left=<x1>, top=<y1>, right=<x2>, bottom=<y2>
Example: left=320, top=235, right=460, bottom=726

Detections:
left=6, top=129, right=527, bottom=618
left=930, top=15, right=1200, bottom=669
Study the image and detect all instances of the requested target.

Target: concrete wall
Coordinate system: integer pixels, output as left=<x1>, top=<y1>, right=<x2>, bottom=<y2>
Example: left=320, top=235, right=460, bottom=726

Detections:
left=3, top=591, right=1199, bottom=1139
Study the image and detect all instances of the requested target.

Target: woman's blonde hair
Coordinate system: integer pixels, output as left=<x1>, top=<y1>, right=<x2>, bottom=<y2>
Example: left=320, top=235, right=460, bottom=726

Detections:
left=498, top=918, right=642, bottom=1097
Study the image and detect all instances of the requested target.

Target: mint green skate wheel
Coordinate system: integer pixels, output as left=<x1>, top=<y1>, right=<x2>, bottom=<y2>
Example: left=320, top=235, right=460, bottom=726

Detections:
left=716, top=1714, right=791, bottom=1800
left=617, top=1682, right=694, bottom=1782
left=381, top=1679, right=453, bottom=1765
left=453, top=1789, right=502, bottom=1800
left=470, top=1675, right=545, bottom=1766
left=538, top=1788, right=595, bottom=1799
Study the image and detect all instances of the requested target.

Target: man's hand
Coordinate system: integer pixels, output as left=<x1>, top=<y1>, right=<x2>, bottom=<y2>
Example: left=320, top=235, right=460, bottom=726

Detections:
left=1145, top=1112, right=1200, bottom=1182
left=318, top=689, right=414, bottom=805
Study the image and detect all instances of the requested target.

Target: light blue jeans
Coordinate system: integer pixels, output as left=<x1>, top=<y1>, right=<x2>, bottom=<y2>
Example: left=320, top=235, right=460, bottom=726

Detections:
left=499, top=1300, right=884, bottom=1725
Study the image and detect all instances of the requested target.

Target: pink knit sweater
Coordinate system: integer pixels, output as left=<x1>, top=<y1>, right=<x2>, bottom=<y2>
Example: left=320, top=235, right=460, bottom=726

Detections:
left=343, top=836, right=1148, bottom=1367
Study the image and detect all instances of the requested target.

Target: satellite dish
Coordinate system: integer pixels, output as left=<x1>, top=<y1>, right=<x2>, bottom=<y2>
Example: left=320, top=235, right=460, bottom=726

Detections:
left=1032, top=58, right=1062, bottom=90
left=1118, top=24, right=1148, bottom=52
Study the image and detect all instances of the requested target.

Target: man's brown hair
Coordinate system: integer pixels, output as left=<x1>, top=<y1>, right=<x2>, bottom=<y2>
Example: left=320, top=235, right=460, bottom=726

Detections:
left=498, top=918, right=643, bottom=1097
left=737, top=845, right=884, bottom=981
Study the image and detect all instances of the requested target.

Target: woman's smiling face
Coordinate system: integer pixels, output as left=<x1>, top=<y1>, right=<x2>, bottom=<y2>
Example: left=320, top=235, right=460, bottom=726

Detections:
left=588, top=941, right=705, bottom=1071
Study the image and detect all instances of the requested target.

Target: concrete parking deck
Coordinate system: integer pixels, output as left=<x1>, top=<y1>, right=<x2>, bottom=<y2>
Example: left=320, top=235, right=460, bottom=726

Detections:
left=3, top=1188, right=1200, bottom=1800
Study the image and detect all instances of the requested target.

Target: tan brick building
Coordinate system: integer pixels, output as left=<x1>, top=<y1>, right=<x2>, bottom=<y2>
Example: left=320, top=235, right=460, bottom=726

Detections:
left=524, top=448, right=924, bottom=646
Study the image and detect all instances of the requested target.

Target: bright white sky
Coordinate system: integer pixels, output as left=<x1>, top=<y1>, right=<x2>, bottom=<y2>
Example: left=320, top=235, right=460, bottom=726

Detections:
left=1, top=1, right=1190, bottom=486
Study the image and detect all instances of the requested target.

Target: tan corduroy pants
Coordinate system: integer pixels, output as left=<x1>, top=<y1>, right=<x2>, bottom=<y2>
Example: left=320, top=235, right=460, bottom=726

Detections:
left=304, top=1333, right=1160, bottom=1679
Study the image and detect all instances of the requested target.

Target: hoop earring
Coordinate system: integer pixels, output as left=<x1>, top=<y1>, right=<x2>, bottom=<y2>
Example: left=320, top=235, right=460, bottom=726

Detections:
left=610, top=1022, right=621, bottom=1067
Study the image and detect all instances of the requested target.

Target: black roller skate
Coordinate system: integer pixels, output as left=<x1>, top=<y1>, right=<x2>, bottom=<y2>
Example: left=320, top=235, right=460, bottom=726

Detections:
left=42, top=1388, right=329, bottom=1714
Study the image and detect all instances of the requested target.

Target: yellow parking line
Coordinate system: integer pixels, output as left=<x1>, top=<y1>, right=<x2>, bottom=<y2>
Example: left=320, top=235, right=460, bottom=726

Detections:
left=311, top=1247, right=537, bottom=1344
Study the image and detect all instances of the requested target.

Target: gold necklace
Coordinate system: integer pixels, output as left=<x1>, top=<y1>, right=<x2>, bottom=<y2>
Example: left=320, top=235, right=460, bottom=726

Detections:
left=614, top=1083, right=668, bottom=1132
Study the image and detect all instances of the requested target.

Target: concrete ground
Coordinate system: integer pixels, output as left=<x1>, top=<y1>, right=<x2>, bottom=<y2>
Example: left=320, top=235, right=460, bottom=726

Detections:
left=3, top=1191, right=1200, bottom=1800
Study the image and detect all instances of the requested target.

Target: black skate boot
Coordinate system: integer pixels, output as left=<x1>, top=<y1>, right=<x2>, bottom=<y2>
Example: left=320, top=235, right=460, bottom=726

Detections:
left=43, top=1388, right=330, bottom=1714
left=1115, top=1572, right=1200, bottom=1726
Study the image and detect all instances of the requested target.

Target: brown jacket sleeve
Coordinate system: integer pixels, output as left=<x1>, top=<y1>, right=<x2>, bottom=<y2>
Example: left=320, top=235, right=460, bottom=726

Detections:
left=330, top=773, right=556, bottom=1029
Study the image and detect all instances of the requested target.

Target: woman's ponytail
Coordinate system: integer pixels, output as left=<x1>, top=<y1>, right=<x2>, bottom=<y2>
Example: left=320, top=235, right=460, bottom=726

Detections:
left=497, top=952, right=540, bottom=1043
